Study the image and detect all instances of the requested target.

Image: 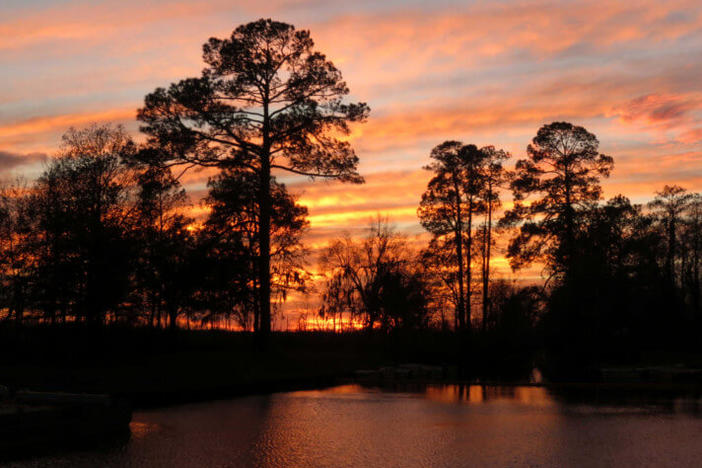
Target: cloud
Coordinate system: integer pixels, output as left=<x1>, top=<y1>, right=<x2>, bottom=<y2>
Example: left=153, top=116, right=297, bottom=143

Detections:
left=0, top=108, right=138, bottom=154
left=611, top=93, right=702, bottom=128
left=0, top=150, right=47, bottom=170
left=679, top=128, right=702, bottom=144
left=0, top=108, right=135, bottom=138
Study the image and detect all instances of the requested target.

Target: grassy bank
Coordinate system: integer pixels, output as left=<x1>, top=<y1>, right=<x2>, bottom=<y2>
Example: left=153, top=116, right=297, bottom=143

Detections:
left=6, top=324, right=701, bottom=408
left=0, top=325, right=480, bottom=408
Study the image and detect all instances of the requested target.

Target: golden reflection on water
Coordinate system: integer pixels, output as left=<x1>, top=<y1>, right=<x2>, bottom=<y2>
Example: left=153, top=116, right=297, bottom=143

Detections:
left=424, top=384, right=552, bottom=406
left=294, top=383, right=554, bottom=406
left=249, top=383, right=564, bottom=468
left=17, top=384, right=702, bottom=467
left=128, top=421, right=160, bottom=439
left=292, top=384, right=365, bottom=397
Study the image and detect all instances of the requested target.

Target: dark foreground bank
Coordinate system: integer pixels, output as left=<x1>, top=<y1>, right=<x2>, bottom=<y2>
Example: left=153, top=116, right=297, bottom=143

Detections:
left=0, top=325, right=472, bottom=408
left=0, top=390, right=131, bottom=462
left=3, top=324, right=702, bottom=409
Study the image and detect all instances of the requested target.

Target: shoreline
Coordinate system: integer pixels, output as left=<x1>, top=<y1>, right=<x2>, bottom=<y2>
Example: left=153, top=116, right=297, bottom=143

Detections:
left=124, top=377, right=702, bottom=410
left=3, top=327, right=702, bottom=411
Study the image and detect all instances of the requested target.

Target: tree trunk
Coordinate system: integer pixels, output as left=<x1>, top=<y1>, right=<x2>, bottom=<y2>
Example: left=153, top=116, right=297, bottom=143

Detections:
left=481, top=229, right=488, bottom=331
left=454, top=179, right=466, bottom=331
left=668, top=217, right=676, bottom=286
left=482, top=188, right=493, bottom=332
left=465, top=199, right=474, bottom=330
left=564, top=168, right=575, bottom=276
left=150, top=295, right=157, bottom=328
left=258, top=95, right=272, bottom=346
left=694, top=228, right=701, bottom=317
left=169, top=306, right=178, bottom=330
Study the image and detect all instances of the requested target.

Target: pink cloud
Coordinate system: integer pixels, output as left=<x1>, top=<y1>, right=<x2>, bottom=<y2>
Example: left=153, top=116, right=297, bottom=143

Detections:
left=611, top=93, right=702, bottom=128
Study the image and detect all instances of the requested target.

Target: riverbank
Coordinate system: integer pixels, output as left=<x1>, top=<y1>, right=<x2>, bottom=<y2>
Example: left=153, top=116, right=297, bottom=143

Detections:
left=2, top=325, right=702, bottom=409
left=0, top=326, right=462, bottom=408
left=0, top=391, right=131, bottom=461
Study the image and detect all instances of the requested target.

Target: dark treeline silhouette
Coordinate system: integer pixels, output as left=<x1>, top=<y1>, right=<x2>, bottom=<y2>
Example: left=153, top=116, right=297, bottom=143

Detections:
left=316, top=121, right=702, bottom=375
left=0, top=122, right=317, bottom=332
left=2, top=18, right=702, bottom=379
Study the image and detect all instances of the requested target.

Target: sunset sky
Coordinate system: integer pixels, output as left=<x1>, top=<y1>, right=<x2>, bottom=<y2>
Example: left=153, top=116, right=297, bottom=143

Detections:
left=2, top=0, right=702, bottom=326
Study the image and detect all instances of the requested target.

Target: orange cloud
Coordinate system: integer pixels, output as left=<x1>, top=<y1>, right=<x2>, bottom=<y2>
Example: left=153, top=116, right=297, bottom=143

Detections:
left=0, top=1, right=276, bottom=51
left=679, top=128, right=702, bottom=144
left=0, top=108, right=137, bottom=153
left=611, top=93, right=702, bottom=128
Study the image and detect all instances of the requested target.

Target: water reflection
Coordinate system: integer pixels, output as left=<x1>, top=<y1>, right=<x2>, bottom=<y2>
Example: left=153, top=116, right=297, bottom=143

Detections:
left=546, top=384, right=702, bottom=415
left=424, top=384, right=552, bottom=406
left=128, top=421, right=160, bottom=440
left=8, top=384, right=702, bottom=467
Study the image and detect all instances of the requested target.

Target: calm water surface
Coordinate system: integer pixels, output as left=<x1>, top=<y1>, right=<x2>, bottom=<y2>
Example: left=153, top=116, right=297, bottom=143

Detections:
left=9, top=384, right=702, bottom=467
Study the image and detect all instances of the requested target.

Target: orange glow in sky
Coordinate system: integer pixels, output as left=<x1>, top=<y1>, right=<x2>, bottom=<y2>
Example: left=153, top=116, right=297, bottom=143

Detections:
left=2, top=0, right=702, bottom=326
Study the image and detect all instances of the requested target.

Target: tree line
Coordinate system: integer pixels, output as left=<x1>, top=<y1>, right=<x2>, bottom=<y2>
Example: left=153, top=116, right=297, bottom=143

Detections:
left=0, top=19, right=368, bottom=340
left=1, top=19, right=701, bottom=365
left=317, top=121, right=702, bottom=368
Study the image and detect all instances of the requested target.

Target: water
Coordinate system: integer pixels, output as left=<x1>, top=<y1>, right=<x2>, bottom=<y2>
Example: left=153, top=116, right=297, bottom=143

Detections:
left=8, top=384, right=702, bottom=467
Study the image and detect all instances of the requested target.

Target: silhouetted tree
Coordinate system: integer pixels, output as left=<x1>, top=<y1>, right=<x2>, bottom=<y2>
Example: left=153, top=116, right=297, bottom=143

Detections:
left=504, top=122, right=613, bottom=280
left=488, top=280, right=541, bottom=334
left=128, top=149, right=194, bottom=328
left=138, top=19, right=369, bottom=342
left=682, top=194, right=702, bottom=318
left=477, top=146, right=510, bottom=331
left=377, top=265, right=432, bottom=331
left=648, top=185, right=691, bottom=287
left=198, top=169, right=308, bottom=331
left=419, top=237, right=464, bottom=330
left=543, top=195, right=668, bottom=371
left=29, top=167, right=76, bottom=324
left=319, top=218, right=429, bottom=331
left=418, top=142, right=486, bottom=330
left=33, top=125, right=138, bottom=326
left=0, top=181, right=34, bottom=324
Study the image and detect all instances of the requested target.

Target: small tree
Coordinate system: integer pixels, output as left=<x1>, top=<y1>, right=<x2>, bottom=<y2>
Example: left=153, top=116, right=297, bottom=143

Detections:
left=0, top=181, right=34, bottom=324
left=128, top=150, right=193, bottom=328
left=682, top=194, right=702, bottom=316
left=648, top=185, right=691, bottom=287
left=319, top=218, right=428, bottom=331
left=33, top=124, right=138, bottom=326
left=138, top=19, right=369, bottom=341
